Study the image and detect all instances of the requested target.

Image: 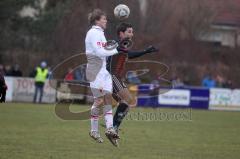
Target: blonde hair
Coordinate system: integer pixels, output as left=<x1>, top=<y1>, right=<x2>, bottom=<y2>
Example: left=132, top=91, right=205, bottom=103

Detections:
left=88, top=9, right=106, bottom=25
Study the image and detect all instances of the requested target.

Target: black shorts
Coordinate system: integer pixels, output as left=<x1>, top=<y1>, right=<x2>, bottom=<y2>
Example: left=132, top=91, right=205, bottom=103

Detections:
left=112, top=75, right=127, bottom=102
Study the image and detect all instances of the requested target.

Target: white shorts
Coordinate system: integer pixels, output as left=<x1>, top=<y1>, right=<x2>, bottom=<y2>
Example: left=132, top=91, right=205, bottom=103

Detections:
left=90, top=71, right=112, bottom=98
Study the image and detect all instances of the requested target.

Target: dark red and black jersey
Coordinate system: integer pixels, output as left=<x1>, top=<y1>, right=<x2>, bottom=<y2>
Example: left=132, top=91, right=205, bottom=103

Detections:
left=107, top=47, right=148, bottom=79
left=107, top=52, right=128, bottom=78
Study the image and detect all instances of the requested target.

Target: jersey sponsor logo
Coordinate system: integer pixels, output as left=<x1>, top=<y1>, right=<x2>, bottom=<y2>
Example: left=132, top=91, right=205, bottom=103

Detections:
left=97, top=42, right=107, bottom=47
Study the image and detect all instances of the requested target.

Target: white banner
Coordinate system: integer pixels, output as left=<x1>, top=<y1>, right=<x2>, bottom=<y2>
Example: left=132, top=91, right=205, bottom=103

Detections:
left=5, top=77, right=14, bottom=102
left=12, top=77, right=56, bottom=103
left=56, top=83, right=84, bottom=100
left=210, top=88, right=231, bottom=106
left=231, top=89, right=240, bottom=106
left=158, top=89, right=190, bottom=106
left=210, top=88, right=240, bottom=111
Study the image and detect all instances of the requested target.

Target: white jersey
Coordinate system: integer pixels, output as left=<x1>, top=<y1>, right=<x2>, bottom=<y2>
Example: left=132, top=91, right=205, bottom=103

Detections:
left=85, top=25, right=118, bottom=72
left=85, top=25, right=118, bottom=97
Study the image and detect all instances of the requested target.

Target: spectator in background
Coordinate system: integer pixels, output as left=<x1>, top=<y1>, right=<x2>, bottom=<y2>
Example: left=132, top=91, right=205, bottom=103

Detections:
left=202, top=74, right=216, bottom=88
left=74, top=68, right=82, bottom=81
left=74, top=65, right=86, bottom=81
left=127, top=71, right=141, bottom=84
left=65, top=68, right=74, bottom=81
left=0, top=66, right=7, bottom=103
left=172, top=76, right=184, bottom=88
left=33, top=61, right=49, bottom=103
left=215, top=74, right=225, bottom=87
left=183, top=76, right=191, bottom=86
left=10, top=64, right=23, bottom=77
left=223, top=80, right=233, bottom=89
left=0, top=65, right=5, bottom=75
left=4, top=65, right=12, bottom=76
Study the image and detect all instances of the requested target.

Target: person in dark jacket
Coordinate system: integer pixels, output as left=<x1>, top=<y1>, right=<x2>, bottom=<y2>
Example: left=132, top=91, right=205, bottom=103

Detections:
left=0, top=71, right=7, bottom=103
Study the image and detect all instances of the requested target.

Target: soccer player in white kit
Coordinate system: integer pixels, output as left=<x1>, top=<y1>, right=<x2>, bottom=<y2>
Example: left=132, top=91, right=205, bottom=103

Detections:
left=85, top=9, right=120, bottom=144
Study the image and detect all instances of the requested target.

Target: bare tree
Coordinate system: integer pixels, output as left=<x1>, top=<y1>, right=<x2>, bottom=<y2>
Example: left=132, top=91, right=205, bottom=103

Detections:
left=179, top=0, right=219, bottom=40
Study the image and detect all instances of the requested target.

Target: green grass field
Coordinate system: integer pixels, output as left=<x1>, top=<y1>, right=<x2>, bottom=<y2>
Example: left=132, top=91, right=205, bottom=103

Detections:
left=0, top=103, right=240, bottom=159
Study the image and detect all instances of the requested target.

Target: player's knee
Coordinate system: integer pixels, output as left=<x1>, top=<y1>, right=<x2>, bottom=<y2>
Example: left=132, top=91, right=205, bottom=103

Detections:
left=91, top=105, right=100, bottom=116
left=93, top=98, right=104, bottom=106
left=104, top=93, right=113, bottom=105
left=124, top=96, right=137, bottom=107
left=129, top=98, right=137, bottom=107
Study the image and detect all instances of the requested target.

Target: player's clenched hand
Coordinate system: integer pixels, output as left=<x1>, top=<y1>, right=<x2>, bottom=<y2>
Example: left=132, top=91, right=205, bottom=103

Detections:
left=119, top=37, right=133, bottom=51
left=117, top=46, right=128, bottom=53
left=104, top=40, right=118, bottom=51
left=144, top=45, right=159, bottom=54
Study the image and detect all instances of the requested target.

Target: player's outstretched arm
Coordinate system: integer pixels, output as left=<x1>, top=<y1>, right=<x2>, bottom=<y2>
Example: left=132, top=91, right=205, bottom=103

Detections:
left=128, top=45, right=159, bottom=59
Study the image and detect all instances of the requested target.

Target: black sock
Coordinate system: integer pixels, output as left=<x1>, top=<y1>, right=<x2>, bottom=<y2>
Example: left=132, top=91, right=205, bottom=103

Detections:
left=113, top=103, right=129, bottom=129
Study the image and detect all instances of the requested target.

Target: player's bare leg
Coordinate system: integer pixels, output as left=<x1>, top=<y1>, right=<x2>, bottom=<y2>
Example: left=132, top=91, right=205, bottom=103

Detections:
left=103, top=93, right=120, bottom=147
left=89, top=97, right=104, bottom=143
left=113, top=88, right=136, bottom=130
left=109, top=88, right=136, bottom=146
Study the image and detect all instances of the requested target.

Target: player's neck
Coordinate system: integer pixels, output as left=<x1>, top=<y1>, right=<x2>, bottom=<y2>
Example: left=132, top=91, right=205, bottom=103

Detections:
left=93, top=25, right=104, bottom=31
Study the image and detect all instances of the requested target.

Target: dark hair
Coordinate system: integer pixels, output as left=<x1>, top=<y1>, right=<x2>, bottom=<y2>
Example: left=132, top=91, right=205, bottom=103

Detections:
left=117, top=22, right=133, bottom=35
left=88, top=9, right=106, bottom=25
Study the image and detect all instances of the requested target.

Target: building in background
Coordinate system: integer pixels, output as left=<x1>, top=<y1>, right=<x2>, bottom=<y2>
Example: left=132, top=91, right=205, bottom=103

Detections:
left=199, top=0, right=240, bottom=48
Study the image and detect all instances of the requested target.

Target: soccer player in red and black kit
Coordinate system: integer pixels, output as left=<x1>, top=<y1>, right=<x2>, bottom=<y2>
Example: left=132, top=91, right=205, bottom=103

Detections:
left=107, top=23, right=158, bottom=136
left=0, top=71, right=7, bottom=103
